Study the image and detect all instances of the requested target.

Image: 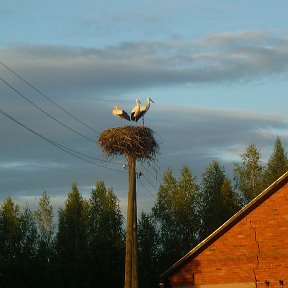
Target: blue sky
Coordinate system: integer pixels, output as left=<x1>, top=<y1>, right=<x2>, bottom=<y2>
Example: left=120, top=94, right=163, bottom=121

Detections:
left=1, top=0, right=288, bottom=215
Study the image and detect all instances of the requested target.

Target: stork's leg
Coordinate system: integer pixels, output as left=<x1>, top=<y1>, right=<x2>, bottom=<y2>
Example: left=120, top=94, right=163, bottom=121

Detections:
left=142, top=117, right=145, bottom=127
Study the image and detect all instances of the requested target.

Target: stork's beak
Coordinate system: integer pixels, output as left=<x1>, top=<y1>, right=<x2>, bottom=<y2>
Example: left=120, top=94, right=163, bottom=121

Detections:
left=151, top=99, right=154, bottom=103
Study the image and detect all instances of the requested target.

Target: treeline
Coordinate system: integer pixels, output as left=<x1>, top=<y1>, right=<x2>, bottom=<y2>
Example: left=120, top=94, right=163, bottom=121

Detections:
left=0, top=137, right=287, bottom=288
left=0, top=182, right=125, bottom=288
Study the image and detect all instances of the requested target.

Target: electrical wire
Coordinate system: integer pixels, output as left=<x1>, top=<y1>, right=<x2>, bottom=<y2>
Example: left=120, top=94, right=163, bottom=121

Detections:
left=0, top=61, right=165, bottom=195
left=0, top=60, right=166, bottom=206
left=0, top=60, right=165, bottom=181
left=0, top=60, right=99, bottom=135
left=141, top=173, right=158, bottom=195
left=1, top=77, right=96, bottom=143
left=0, top=107, right=126, bottom=174
left=137, top=178, right=156, bottom=200
left=0, top=76, right=124, bottom=166
left=141, top=163, right=163, bottom=185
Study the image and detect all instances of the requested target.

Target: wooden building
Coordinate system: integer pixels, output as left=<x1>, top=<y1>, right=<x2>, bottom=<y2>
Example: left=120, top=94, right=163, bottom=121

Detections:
left=160, top=171, right=288, bottom=288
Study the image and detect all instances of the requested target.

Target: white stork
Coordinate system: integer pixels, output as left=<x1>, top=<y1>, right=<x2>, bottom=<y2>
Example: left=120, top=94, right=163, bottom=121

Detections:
left=131, top=98, right=141, bottom=123
left=137, top=97, right=154, bottom=126
left=112, top=105, right=130, bottom=125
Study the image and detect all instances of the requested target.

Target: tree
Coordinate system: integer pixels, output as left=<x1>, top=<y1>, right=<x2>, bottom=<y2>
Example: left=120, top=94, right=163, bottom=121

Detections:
left=87, top=180, right=125, bottom=288
left=263, top=137, right=288, bottom=187
left=34, top=191, right=55, bottom=287
left=0, top=199, right=46, bottom=288
left=219, top=178, right=241, bottom=222
left=198, top=161, right=240, bottom=240
left=19, top=206, right=39, bottom=287
left=152, top=166, right=199, bottom=270
left=56, top=183, right=89, bottom=288
left=34, top=191, right=54, bottom=249
left=138, top=211, right=159, bottom=288
left=0, top=197, right=22, bottom=287
left=234, top=144, right=264, bottom=204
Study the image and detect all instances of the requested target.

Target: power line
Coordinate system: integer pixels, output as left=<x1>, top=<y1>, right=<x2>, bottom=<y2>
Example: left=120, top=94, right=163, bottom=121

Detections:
left=0, top=60, right=162, bottom=197
left=141, top=173, right=158, bottom=194
left=138, top=178, right=156, bottom=200
left=0, top=107, right=126, bottom=174
left=0, top=72, right=124, bottom=166
left=136, top=169, right=158, bottom=200
left=1, top=77, right=96, bottom=143
left=0, top=60, right=100, bottom=135
left=0, top=60, right=164, bottom=175
left=141, top=163, right=163, bottom=185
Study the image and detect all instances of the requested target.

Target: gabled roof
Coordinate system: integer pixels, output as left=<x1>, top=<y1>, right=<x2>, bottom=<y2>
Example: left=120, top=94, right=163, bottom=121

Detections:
left=160, top=171, right=288, bottom=281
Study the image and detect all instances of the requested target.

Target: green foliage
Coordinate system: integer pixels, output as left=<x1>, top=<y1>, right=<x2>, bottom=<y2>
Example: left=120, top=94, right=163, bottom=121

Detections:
left=0, top=197, right=22, bottom=255
left=199, top=161, right=233, bottom=239
left=87, top=180, right=125, bottom=288
left=152, top=165, right=200, bottom=270
left=34, top=191, right=54, bottom=246
left=20, top=206, right=38, bottom=256
left=234, top=144, right=264, bottom=204
left=138, top=211, right=160, bottom=288
left=56, top=183, right=90, bottom=288
left=0, top=197, right=22, bottom=287
left=0, top=199, right=40, bottom=287
left=19, top=206, right=39, bottom=287
left=34, top=191, right=55, bottom=287
left=219, top=178, right=240, bottom=220
left=263, top=136, right=288, bottom=187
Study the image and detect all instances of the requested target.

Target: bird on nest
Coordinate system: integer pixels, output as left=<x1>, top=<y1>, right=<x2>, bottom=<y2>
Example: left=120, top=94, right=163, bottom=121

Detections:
left=130, top=98, right=141, bottom=123
left=112, top=105, right=130, bottom=125
left=112, top=97, right=154, bottom=127
left=132, top=97, right=154, bottom=126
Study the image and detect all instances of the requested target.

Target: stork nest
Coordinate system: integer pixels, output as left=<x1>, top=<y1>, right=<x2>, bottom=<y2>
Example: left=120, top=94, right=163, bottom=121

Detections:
left=98, top=126, right=159, bottom=161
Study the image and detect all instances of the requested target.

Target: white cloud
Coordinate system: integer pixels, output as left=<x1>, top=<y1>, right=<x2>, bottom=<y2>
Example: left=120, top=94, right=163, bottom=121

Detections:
left=1, top=30, right=288, bottom=96
left=195, top=30, right=275, bottom=46
left=0, top=160, right=67, bottom=170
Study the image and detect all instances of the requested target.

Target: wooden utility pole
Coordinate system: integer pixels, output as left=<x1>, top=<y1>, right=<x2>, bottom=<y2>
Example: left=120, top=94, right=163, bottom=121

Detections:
left=124, top=156, right=138, bottom=288
left=132, top=176, right=138, bottom=288
left=98, top=126, right=158, bottom=288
